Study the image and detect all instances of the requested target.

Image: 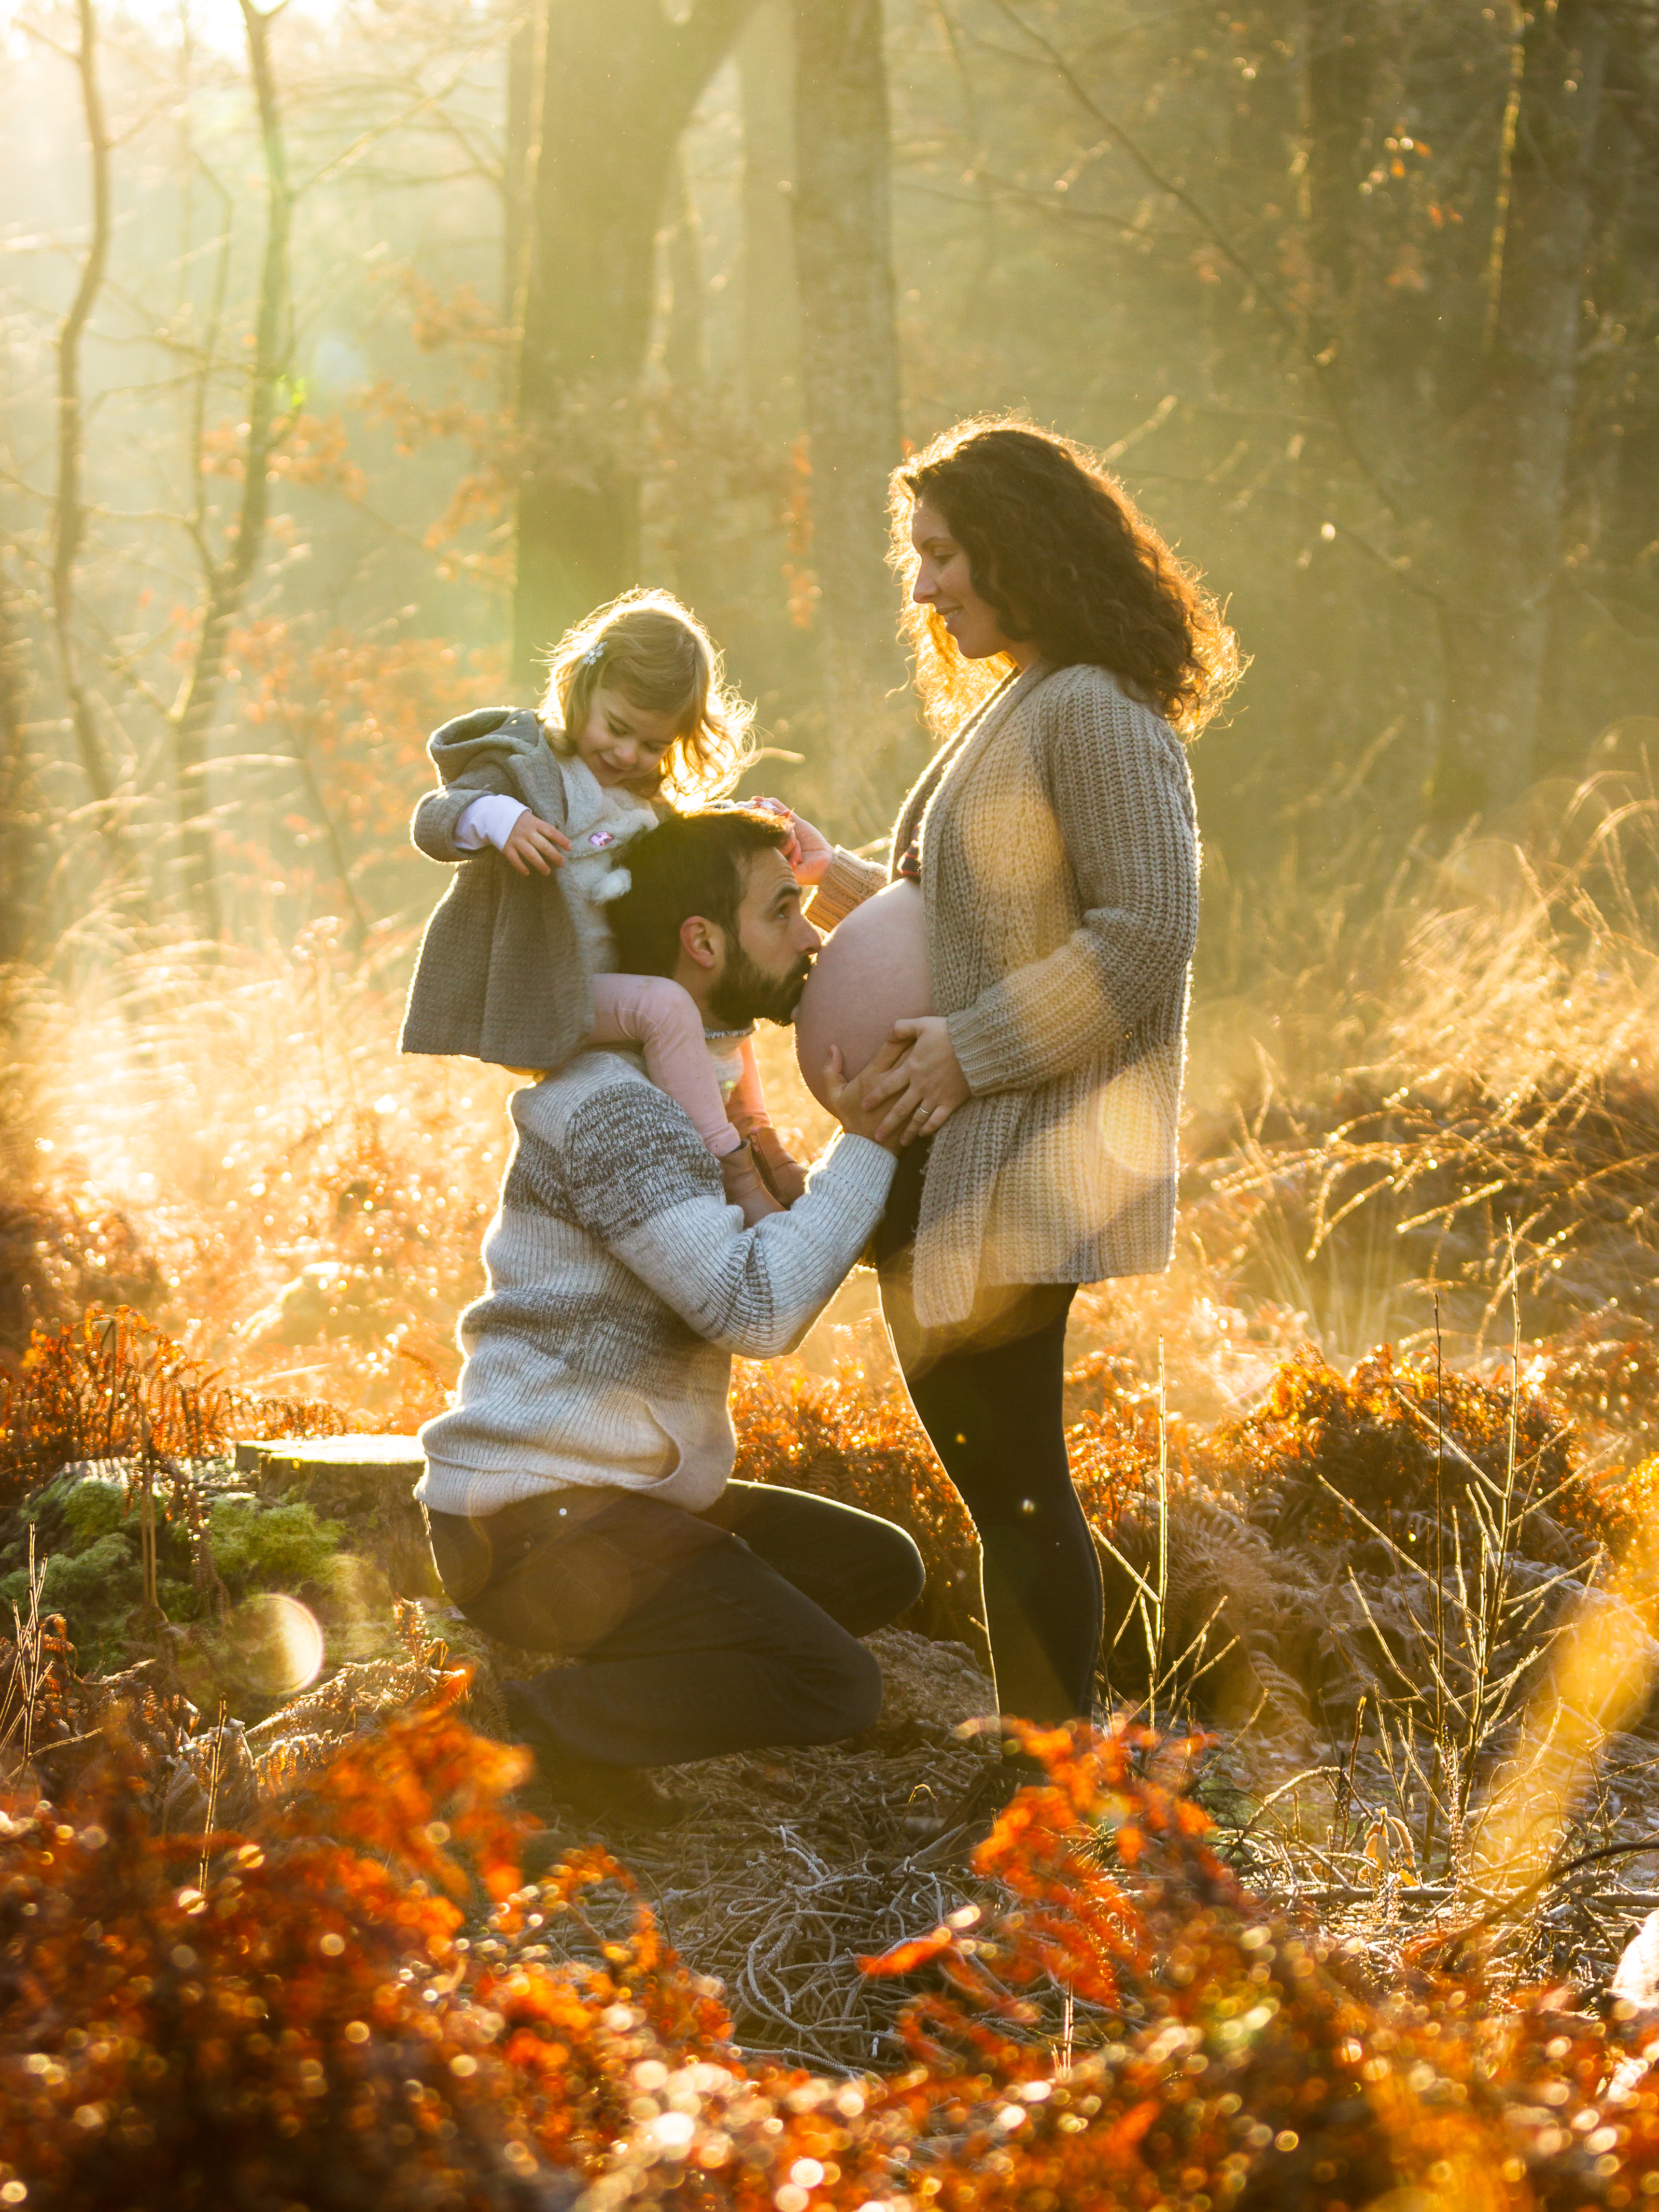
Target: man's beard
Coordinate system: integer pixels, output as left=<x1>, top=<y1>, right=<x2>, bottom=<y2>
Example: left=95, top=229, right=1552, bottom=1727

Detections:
left=709, top=942, right=813, bottom=1028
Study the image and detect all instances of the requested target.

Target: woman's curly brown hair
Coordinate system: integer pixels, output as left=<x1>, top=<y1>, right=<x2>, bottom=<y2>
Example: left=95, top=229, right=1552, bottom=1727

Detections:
left=890, top=415, right=1241, bottom=737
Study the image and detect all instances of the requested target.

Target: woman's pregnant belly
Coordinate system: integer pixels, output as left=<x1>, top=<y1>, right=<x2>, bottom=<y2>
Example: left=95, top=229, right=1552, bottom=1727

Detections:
left=795, top=879, right=935, bottom=1108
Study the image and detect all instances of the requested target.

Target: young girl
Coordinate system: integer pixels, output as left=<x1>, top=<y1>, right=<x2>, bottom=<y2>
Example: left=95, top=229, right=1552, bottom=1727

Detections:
left=401, top=589, right=828, bottom=1222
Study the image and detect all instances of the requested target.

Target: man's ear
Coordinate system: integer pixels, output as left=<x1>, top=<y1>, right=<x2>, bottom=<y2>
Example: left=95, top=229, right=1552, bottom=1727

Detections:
left=679, top=913, right=722, bottom=972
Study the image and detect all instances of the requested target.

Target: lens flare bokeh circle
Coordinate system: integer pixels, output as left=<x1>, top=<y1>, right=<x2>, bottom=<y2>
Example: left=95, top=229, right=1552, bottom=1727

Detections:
left=227, top=1591, right=325, bottom=1697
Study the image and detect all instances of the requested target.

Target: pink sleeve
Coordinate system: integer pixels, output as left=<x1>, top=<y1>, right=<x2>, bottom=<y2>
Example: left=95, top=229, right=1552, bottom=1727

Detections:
left=590, top=973, right=740, bottom=1155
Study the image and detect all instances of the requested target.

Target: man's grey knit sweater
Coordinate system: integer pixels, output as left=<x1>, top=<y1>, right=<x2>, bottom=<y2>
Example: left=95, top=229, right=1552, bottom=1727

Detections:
left=417, top=1049, right=894, bottom=1519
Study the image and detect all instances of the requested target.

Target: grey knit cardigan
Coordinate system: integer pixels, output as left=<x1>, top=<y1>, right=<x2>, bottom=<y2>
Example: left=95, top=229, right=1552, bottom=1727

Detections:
left=400, top=707, right=623, bottom=1073
left=808, top=660, right=1200, bottom=1329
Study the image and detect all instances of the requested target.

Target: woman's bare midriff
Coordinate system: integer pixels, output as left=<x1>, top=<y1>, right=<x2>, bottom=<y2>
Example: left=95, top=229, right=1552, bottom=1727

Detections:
left=795, top=879, right=934, bottom=1108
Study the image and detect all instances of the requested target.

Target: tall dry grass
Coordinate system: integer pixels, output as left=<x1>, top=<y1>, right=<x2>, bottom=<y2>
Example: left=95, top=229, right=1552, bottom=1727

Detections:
left=1156, top=774, right=1659, bottom=1386
left=9, top=786, right=1659, bottom=2008
left=7, top=772, right=1659, bottom=1414
left=0, top=926, right=513, bottom=1407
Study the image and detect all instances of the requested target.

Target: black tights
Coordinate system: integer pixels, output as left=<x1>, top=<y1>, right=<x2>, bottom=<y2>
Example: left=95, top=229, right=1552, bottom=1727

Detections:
left=877, top=1146, right=1103, bottom=1726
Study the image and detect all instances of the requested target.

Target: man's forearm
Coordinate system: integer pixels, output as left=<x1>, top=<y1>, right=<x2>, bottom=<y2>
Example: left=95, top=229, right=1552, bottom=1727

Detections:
left=555, top=1081, right=895, bottom=1361
left=612, top=1132, right=894, bottom=1360
left=711, top=1133, right=895, bottom=1355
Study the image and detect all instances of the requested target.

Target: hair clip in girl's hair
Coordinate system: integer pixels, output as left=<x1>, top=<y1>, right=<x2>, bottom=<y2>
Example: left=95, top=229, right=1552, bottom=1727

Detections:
left=582, top=640, right=606, bottom=668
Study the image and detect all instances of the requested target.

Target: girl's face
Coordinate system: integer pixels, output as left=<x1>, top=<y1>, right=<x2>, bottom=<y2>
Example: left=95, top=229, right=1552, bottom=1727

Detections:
left=571, top=685, right=681, bottom=793
left=909, top=497, right=1034, bottom=666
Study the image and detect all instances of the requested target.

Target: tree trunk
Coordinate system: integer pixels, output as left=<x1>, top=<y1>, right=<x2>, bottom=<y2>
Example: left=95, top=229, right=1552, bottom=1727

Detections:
left=792, top=0, right=910, bottom=832
left=662, top=148, right=708, bottom=393
left=1594, top=26, right=1659, bottom=589
left=738, top=0, right=800, bottom=431
left=240, top=1437, right=437, bottom=1599
left=501, top=0, right=539, bottom=400
left=1286, top=0, right=1395, bottom=833
left=168, top=0, right=294, bottom=943
left=512, top=0, right=754, bottom=684
left=653, top=150, right=733, bottom=622
left=0, top=556, right=38, bottom=967
left=1436, top=2, right=1610, bottom=822
left=1302, top=0, right=1379, bottom=336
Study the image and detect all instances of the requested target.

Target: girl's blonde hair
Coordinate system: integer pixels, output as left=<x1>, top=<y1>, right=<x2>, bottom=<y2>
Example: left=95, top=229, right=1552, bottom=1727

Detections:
left=539, top=588, right=754, bottom=807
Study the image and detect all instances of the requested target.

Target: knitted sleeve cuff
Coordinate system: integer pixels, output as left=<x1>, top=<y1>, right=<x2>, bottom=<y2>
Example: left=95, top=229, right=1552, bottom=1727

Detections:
left=809, top=1130, right=897, bottom=1207
left=805, top=847, right=887, bottom=932
left=412, top=786, right=476, bottom=863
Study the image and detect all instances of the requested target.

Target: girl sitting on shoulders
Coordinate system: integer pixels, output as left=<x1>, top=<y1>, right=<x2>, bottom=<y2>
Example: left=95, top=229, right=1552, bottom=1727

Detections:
left=401, top=587, right=831, bottom=1221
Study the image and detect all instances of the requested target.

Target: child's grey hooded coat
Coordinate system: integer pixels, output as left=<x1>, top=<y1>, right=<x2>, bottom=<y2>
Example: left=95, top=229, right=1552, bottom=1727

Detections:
left=399, top=706, right=594, bottom=1073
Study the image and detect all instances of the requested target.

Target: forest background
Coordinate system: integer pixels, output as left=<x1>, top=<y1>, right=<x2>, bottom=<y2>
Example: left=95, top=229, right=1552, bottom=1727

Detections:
left=15, top=3, right=1659, bottom=2181
left=11, top=0, right=1659, bottom=937
left=3, top=0, right=1659, bottom=1396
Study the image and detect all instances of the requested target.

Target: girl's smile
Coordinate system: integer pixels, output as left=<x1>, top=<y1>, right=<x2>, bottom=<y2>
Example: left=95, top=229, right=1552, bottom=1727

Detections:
left=570, top=686, right=681, bottom=792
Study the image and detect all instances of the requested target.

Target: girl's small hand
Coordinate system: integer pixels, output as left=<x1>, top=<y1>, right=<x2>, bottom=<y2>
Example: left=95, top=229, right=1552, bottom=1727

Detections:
left=784, top=810, right=834, bottom=885
left=746, top=795, right=800, bottom=868
left=748, top=798, right=833, bottom=885
left=502, top=812, right=572, bottom=876
left=866, top=1016, right=972, bottom=1144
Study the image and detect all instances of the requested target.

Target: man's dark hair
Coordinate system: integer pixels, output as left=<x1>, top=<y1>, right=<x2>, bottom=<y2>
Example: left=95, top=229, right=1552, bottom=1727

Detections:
left=604, top=807, right=793, bottom=978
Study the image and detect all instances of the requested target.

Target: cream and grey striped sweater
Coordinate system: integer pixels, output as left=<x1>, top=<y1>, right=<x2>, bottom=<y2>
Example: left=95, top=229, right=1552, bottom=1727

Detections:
left=417, top=1050, right=894, bottom=1518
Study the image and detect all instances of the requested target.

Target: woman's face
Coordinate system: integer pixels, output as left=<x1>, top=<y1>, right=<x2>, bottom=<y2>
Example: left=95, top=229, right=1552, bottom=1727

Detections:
left=909, top=497, right=1029, bottom=663
left=570, top=685, right=679, bottom=793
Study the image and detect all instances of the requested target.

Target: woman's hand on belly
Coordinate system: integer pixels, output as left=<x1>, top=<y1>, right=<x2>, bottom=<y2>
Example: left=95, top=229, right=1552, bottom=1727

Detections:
left=867, top=1015, right=972, bottom=1144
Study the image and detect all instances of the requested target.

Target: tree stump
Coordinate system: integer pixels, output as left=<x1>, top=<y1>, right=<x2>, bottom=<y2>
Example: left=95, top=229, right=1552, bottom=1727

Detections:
left=234, top=1436, right=437, bottom=1600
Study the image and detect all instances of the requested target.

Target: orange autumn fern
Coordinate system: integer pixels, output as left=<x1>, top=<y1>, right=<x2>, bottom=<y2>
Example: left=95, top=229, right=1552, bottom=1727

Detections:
left=12, top=1683, right=1659, bottom=2206
left=859, top=1720, right=1659, bottom=2211
left=0, top=1306, right=353, bottom=1499
left=0, top=1676, right=727, bottom=2210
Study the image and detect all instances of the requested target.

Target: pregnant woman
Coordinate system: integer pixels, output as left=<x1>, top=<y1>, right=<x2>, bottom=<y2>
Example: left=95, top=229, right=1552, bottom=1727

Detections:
left=794, top=418, right=1236, bottom=1834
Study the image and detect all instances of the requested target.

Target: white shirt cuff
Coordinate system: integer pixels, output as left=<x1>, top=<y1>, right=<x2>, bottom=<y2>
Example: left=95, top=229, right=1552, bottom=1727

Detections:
left=455, top=793, right=530, bottom=851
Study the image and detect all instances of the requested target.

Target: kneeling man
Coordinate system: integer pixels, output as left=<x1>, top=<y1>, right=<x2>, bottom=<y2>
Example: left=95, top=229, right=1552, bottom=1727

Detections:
left=417, top=807, right=922, bottom=1827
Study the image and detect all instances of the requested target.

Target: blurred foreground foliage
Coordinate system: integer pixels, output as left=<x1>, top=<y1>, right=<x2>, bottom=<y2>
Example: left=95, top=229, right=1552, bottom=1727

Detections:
left=7, top=1678, right=1659, bottom=2210
left=7, top=827, right=1659, bottom=2197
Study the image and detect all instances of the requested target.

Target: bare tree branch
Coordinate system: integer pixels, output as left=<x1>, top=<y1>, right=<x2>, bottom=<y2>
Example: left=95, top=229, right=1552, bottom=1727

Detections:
left=167, top=0, right=294, bottom=943
left=983, top=0, right=1405, bottom=522
left=0, top=552, right=41, bottom=964
left=48, top=0, right=119, bottom=816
